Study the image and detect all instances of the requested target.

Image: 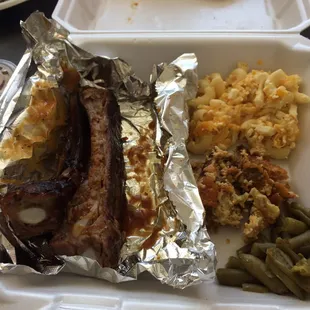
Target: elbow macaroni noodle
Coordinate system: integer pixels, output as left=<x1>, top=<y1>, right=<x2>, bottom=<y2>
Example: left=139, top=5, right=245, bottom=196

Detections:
left=187, top=63, right=310, bottom=159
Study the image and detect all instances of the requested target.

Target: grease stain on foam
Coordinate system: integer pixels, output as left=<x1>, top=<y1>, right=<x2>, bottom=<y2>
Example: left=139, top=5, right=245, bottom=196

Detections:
left=131, top=0, right=140, bottom=9
left=127, top=0, right=142, bottom=24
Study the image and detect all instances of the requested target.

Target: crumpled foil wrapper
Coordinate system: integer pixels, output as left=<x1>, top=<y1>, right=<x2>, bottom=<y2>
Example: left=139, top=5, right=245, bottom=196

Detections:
left=0, top=12, right=216, bottom=288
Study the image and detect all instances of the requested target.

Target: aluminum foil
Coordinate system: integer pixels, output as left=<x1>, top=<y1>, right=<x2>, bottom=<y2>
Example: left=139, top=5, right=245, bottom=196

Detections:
left=0, top=12, right=216, bottom=288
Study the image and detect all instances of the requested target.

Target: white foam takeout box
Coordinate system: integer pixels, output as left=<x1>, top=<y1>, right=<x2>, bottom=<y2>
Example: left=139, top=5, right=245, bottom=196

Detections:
left=2, top=0, right=310, bottom=309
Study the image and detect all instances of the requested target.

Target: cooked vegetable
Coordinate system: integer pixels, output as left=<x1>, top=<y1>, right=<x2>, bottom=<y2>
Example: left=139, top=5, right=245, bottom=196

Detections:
left=276, top=238, right=301, bottom=264
left=271, top=227, right=281, bottom=243
left=266, top=249, right=306, bottom=300
left=289, top=202, right=310, bottom=217
left=280, top=231, right=291, bottom=240
left=217, top=200, right=310, bottom=299
left=266, top=246, right=293, bottom=268
left=238, top=253, right=288, bottom=294
left=288, top=202, right=310, bottom=226
left=281, top=217, right=308, bottom=235
left=242, top=283, right=269, bottom=293
left=292, top=258, right=310, bottom=277
left=216, top=268, right=259, bottom=287
left=237, top=243, right=252, bottom=255
left=288, top=230, right=310, bottom=250
left=266, top=247, right=310, bottom=294
left=257, top=227, right=272, bottom=243
left=295, top=276, right=310, bottom=293
left=298, top=245, right=310, bottom=258
left=225, top=256, right=245, bottom=270
left=251, top=243, right=276, bottom=259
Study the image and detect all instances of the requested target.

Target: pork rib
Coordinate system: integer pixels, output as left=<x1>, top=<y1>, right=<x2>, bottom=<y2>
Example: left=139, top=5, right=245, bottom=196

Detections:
left=50, top=88, right=125, bottom=268
left=0, top=88, right=88, bottom=240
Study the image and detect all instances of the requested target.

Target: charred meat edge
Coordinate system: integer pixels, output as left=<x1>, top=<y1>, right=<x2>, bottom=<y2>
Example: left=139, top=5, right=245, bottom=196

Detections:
left=0, top=90, right=88, bottom=240
left=51, top=87, right=126, bottom=268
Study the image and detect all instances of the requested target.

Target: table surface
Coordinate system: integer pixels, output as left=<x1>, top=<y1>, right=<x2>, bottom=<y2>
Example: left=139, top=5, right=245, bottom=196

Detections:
left=1, top=0, right=310, bottom=65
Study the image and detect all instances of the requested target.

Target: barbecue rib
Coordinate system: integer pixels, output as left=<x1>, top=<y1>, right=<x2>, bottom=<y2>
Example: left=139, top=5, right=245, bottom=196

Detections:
left=0, top=83, right=88, bottom=239
left=50, top=87, right=125, bottom=268
left=0, top=180, right=76, bottom=239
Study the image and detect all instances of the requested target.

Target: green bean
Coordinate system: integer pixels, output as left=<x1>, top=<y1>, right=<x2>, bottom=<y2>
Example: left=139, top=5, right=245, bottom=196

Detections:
left=238, top=253, right=288, bottom=294
left=225, top=256, right=245, bottom=270
left=266, top=248, right=310, bottom=294
left=275, top=213, right=286, bottom=227
left=257, top=228, right=272, bottom=243
left=216, top=268, right=259, bottom=287
left=250, top=243, right=276, bottom=259
left=280, top=231, right=291, bottom=240
left=276, top=238, right=301, bottom=264
left=292, top=258, right=310, bottom=277
left=288, top=202, right=310, bottom=226
left=271, top=227, right=281, bottom=243
left=242, top=283, right=269, bottom=293
left=294, top=275, right=310, bottom=293
left=266, top=252, right=306, bottom=300
left=298, top=245, right=310, bottom=258
left=290, top=209, right=310, bottom=227
left=288, top=230, right=310, bottom=250
left=266, top=246, right=293, bottom=268
left=281, top=217, right=308, bottom=235
left=236, top=243, right=252, bottom=255
left=290, top=202, right=310, bottom=217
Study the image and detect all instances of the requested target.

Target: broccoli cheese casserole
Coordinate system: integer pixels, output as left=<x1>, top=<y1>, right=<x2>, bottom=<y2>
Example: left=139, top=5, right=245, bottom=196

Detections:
left=187, top=63, right=310, bottom=159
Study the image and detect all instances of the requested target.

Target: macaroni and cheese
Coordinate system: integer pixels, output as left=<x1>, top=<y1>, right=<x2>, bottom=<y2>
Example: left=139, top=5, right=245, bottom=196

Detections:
left=187, top=63, right=310, bottom=159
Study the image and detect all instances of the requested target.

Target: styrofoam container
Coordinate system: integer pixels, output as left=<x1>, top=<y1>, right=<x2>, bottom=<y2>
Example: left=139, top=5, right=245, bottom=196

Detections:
left=53, top=0, right=310, bottom=33
left=0, top=0, right=28, bottom=11
left=2, top=1, right=310, bottom=309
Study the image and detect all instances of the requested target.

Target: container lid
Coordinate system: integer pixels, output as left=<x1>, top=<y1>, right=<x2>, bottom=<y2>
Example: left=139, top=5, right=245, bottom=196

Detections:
left=53, top=0, right=310, bottom=34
